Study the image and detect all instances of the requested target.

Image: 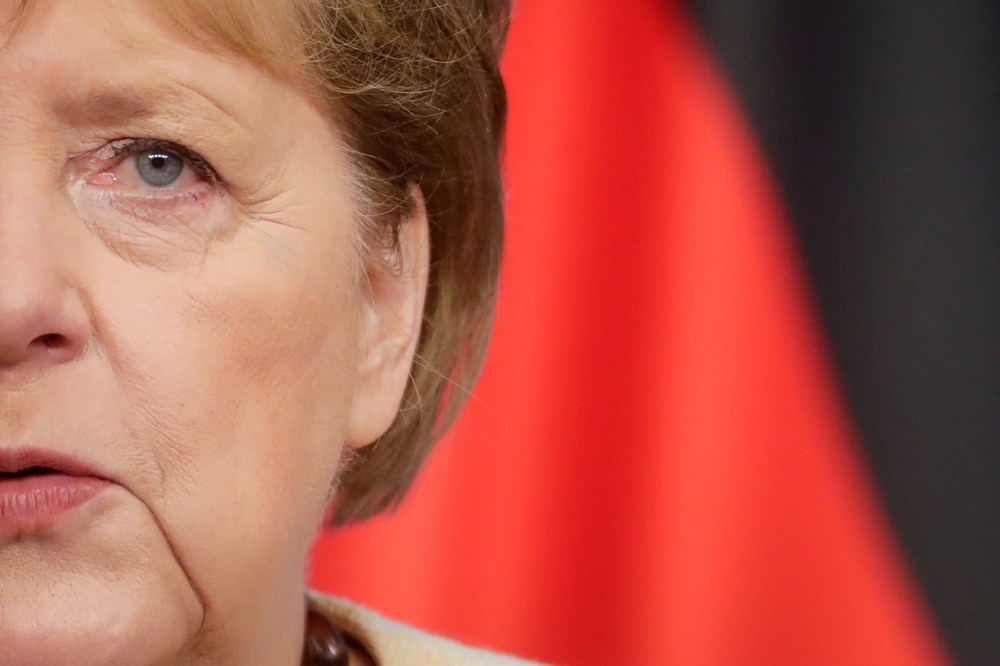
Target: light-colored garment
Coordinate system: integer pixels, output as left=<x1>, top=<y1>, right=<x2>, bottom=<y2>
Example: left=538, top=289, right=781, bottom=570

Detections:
left=309, top=592, right=549, bottom=666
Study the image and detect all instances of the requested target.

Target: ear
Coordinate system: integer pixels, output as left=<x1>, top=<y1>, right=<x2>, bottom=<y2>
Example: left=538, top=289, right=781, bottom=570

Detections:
left=345, top=185, right=430, bottom=448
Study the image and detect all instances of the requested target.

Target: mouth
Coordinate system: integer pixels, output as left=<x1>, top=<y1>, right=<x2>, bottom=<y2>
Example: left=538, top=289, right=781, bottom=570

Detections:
left=0, top=451, right=111, bottom=536
left=0, top=466, right=64, bottom=480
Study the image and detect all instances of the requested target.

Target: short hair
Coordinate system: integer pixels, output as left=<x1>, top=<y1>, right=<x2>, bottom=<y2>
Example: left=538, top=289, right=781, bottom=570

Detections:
left=156, top=0, right=510, bottom=523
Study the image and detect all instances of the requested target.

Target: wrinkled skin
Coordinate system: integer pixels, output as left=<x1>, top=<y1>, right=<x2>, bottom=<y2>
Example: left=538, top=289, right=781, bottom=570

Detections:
left=0, top=1, right=427, bottom=664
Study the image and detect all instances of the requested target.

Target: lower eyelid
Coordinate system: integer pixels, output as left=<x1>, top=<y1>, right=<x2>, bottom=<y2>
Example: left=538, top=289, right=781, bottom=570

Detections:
left=82, top=180, right=216, bottom=209
left=124, top=185, right=214, bottom=205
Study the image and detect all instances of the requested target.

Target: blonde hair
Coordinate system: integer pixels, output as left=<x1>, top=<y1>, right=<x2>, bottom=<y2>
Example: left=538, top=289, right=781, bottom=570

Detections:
left=153, top=0, right=510, bottom=523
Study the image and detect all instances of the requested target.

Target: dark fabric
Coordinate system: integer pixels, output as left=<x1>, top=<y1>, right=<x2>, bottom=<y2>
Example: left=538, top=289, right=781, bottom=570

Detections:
left=689, top=2, right=1000, bottom=664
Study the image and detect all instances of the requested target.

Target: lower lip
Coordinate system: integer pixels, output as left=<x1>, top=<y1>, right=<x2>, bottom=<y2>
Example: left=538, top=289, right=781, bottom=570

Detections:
left=0, top=474, right=109, bottom=534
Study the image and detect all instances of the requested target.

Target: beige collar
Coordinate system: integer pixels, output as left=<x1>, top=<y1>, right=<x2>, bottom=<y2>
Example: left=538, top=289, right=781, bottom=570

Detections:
left=307, top=592, right=548, bottom=666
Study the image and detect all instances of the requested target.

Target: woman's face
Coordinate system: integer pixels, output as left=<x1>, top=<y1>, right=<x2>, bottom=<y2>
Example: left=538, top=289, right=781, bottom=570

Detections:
left=0, top=1, right=424, bottom=664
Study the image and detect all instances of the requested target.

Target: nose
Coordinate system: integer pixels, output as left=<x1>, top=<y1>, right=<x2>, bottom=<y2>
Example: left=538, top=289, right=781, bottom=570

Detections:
left=0, top=194, right=91, bottom=370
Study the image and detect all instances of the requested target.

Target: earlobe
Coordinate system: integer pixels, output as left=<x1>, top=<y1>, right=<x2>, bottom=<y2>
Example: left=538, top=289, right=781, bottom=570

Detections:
left=345, top=185, right=430, bottom=449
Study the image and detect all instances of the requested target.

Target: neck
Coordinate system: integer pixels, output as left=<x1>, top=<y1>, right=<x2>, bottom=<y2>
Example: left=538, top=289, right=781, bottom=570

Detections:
left=181, top=583, right=308, bottom=666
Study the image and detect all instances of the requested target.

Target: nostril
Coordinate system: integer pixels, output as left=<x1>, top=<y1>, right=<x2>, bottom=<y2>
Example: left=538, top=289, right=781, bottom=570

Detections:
left=0, top=330, right=85, bottom=368
left=33, top=333, right=70, bottom=349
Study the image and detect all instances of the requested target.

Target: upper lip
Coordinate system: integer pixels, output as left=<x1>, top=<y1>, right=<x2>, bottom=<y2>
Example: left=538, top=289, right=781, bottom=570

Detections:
left=0, top=447, right=108, bottom=479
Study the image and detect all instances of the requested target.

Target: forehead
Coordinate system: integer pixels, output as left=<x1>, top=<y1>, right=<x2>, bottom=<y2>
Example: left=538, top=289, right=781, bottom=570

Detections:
left=0, top=2, right=221, bottom=130
left=1, top=0, right=302, bottom=74
left=0, top=0, right=313, bottom=135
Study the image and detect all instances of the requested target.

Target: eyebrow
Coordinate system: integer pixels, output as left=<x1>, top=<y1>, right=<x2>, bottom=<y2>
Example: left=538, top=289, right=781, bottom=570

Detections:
left=51, top=83, right=242, bottom=133
left=53, top=89, right=159, bottom=127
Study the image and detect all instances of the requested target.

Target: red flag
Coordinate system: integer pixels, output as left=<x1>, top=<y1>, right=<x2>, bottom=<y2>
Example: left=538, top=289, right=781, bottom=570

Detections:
left=310, top=1, right=952, bottom=664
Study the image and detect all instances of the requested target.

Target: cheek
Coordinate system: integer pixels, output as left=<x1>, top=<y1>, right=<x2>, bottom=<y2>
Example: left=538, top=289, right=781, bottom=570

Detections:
left=85, top=218, right=362, bottom=619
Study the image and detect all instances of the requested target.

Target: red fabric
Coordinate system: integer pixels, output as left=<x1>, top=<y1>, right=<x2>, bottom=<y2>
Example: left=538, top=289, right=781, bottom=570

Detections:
left=310, top=1, right=952, bottom=664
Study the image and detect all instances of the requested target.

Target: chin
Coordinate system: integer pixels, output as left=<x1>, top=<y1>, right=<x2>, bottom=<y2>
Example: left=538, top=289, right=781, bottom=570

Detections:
left=0, top=490, right=200, bottom=666
left=1, top=601, right=180, bottom=666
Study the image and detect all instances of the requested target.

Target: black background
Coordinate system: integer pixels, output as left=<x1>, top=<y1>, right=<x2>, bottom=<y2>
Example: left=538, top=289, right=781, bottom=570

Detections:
left=690, top=2, right=1000, bottom=664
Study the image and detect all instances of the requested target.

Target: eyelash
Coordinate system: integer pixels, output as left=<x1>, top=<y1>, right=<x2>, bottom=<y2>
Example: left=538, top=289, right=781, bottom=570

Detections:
left=107, top=137, right=222, bottom=186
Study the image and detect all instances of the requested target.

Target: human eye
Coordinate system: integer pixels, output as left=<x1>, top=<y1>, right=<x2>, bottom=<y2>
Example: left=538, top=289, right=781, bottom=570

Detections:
left=72, top=137, right=235, bottom=265
left=87, top=138, right=221, bottom=194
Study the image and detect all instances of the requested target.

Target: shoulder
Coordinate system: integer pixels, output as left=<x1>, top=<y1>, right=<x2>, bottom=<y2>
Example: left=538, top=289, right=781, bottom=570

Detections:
left=308, top=592, right=551, bottom=666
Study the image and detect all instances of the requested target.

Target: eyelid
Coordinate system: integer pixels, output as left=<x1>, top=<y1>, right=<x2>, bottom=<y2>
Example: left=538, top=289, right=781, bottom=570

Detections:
left=107, top=137, right=223, bottom=186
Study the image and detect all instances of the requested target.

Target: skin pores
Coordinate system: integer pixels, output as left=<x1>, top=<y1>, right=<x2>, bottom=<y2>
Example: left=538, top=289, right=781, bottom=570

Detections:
left=0, top=1, right=426, bottom=664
